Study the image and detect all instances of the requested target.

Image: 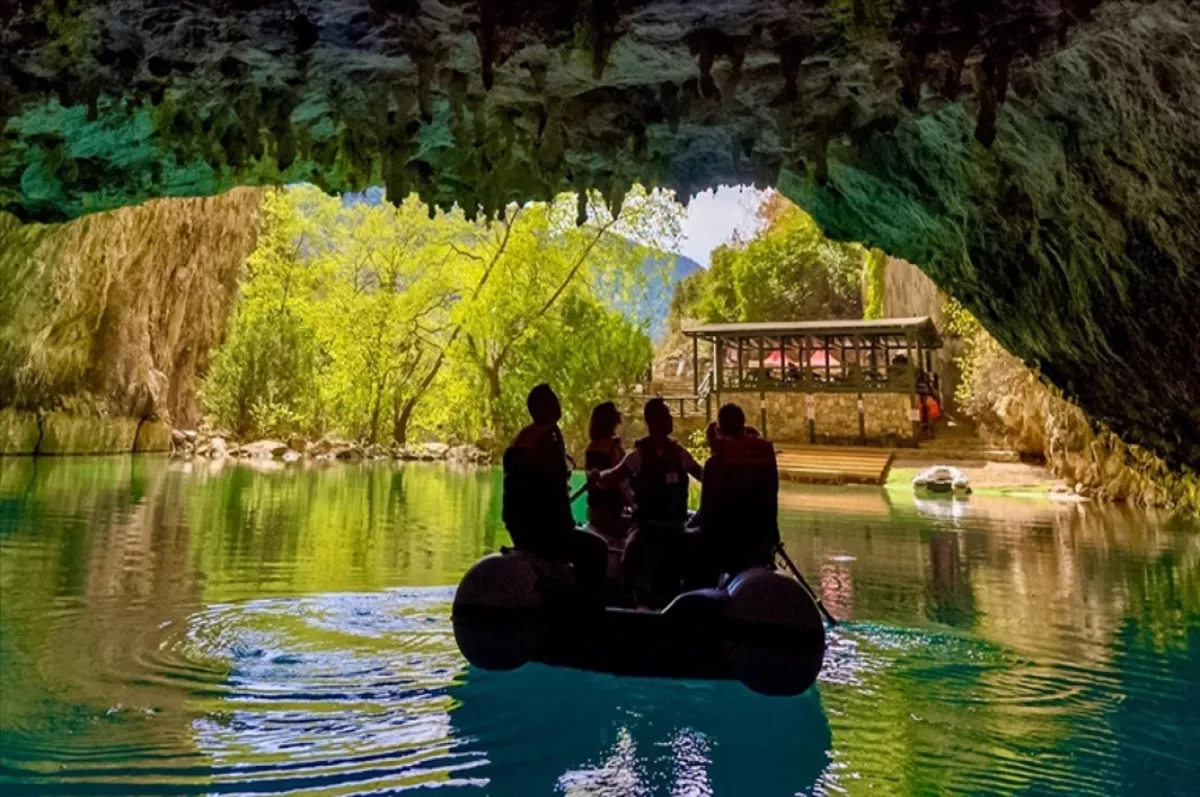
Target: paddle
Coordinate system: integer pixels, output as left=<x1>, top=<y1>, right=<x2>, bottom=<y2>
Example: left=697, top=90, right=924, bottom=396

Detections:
left=775, top=542, right=840, bottom=628
left=570, top=482, right=589, bottom=503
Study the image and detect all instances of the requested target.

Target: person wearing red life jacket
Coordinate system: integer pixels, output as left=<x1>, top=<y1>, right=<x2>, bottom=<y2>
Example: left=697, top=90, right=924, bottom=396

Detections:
left=583, top=402, right=632, bottom=541
left=697, top=403, right=780, bottom=582
left=589, top=398, right=703, bottom=606
left=502, top=384, right=607, bottom=594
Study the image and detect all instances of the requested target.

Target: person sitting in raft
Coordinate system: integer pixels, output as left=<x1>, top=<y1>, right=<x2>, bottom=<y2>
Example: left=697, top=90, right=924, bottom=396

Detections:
left=696, top=403, right=780, bottom=584
left=584, top=401, right=632, bottom=541
left=503, top=384, right=608, bottom=595
left=589, top=398, right=704, bottom=606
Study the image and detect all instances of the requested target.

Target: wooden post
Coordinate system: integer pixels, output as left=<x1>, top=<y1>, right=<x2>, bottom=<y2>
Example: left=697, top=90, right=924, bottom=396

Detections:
left=857, top=392, right=866, bottom=443
left=824, top=335, right=832, bottom=383
left=758, top=336, right=767, bottom=434
left=714, top=338, right=724, bottom=416
left=692, top=335, right=699, bottom=396
left=807, top=393, right=816, bottom=444
left=906, top=329, right=919, bottom=443
left=737, top=337, right=744, bottom=388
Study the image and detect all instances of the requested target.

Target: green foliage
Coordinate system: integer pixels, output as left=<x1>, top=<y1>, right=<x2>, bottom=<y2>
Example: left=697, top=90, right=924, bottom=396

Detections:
left=942, top=297, right=985, bottom=410
left=451, top=188, right=679, bottom=445
left=862, top=248, right=888, bottom=320
left=204, top=185, right=681, bottom=449
left=674, top=198, right=864, bottom=325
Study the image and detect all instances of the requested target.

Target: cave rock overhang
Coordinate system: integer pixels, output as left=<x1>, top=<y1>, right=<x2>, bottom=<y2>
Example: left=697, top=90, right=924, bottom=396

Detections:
left=4, top=0, right=1199, bottom=474
left=1, top=0, right=1091, bottom=222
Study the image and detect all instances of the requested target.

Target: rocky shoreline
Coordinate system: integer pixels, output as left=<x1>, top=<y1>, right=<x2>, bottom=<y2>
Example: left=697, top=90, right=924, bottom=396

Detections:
left=171, top=429, right=491, bottom=466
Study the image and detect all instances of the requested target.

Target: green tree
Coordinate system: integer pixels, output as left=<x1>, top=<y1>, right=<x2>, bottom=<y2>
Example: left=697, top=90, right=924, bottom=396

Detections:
left=313, top=194, right=471, bottom=444
left=204, top=185, right=682, bottom=449
left=203, top=187, right=333, bottom=437
left=452, top=188, right=680, bottom=443
left=674, top=195, right=865, bottom=326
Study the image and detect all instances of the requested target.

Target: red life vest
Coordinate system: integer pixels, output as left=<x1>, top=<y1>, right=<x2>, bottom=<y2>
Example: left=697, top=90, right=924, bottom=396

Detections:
left=631, top=436, right=690, bottom=527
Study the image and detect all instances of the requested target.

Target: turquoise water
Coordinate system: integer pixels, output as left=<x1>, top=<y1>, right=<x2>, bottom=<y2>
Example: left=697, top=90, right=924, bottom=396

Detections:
left=0, top=457, right=1197, bottom=795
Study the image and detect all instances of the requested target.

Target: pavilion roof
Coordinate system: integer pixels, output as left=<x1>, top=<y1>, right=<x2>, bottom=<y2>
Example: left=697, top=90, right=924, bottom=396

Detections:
left=682, top=317, right=942, bottom=348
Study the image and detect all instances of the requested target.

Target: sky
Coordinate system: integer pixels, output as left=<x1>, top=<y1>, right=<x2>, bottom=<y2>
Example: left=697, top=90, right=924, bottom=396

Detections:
left=676, top=185, right=766, bottom=267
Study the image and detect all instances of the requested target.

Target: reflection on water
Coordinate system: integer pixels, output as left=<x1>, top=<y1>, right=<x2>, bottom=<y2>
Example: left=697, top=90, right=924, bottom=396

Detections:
left=0, top=457, right=1198, bottom=795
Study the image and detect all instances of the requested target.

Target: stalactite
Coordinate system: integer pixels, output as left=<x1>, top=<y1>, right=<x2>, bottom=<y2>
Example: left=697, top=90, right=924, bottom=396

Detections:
left=476, top=0, right=497, bottom=90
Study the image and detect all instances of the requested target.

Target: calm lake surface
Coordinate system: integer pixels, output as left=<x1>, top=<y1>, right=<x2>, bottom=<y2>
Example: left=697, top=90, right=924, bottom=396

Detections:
left=1, top=457, right=1197, bottom=796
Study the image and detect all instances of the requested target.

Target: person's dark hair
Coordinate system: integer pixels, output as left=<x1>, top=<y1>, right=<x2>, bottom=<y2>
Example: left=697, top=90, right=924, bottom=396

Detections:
left=643, top=397, right=672, bottom=434
left=526, top=383, right=560, bottom=424
left=589, top=401, right=621, bottom=442
left=717, top=403, right=746, bottom=437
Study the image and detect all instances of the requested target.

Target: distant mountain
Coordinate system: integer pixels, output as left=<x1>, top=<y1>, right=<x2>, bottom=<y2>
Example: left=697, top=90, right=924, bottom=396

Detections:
left=639, top=253, right=704, bottom=341
left=598, top=250, right=703, bottom=342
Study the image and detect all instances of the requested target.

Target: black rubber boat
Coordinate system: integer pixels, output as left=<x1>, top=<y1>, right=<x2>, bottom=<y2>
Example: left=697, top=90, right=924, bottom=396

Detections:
left=452, top=549, right=827, bottom=696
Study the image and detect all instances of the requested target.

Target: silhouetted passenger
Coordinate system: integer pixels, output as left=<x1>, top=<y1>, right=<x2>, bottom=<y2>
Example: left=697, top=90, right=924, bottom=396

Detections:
left=698, top=403, right=780, bottom=581
left=503, top=384, right=606, bottom=594
left=591, top=398, right=703, bottom=606
left=584, top=401, right=631, bottom=541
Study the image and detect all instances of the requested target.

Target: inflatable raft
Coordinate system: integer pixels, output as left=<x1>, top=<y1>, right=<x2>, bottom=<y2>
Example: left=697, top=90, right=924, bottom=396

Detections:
left=912, top=465, right=971, bottom=494
left=452, top=549, right=827, bottom=696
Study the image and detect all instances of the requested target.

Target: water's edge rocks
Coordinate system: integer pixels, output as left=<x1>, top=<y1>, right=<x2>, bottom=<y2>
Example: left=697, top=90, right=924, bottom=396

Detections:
left=0, top=410, right=174, bottom=455
left=0, top=408, right=41, bottom=455
left=175, top=432, right=491, bottom=466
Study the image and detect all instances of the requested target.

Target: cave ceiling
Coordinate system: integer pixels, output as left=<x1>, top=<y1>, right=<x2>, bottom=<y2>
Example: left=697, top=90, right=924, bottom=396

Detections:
left=2, top=0, right=1198, bottom=471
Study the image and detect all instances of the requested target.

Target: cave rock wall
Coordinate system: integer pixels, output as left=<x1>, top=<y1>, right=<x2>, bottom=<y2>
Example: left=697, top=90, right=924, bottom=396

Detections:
left=0, top=188, right=265, bottom=434
left=790, top=0, right=1200, bottom=471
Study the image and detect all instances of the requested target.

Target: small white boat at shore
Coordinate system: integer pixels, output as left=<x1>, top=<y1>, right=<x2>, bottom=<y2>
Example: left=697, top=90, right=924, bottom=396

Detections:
left=912, top=465, right=971, bottom=494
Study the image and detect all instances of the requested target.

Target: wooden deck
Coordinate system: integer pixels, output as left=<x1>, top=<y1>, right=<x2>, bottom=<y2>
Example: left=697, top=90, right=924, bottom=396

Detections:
left=774, top=444, right=895, bottom=486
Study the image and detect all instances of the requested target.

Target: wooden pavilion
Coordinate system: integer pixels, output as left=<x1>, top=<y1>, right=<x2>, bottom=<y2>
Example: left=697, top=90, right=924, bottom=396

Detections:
left=681, top=317, right=944, bottom=445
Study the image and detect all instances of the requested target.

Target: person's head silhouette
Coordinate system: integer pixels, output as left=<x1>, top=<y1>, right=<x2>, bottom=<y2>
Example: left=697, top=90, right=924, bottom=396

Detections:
left=643, top=398, right=673, bottom=437
left=527, top=384, right=562, bottom=425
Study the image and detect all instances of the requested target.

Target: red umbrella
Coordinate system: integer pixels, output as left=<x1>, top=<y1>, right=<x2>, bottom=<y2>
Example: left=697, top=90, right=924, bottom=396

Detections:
left=763, top=350, right=799, bottom=367
left=809, top=349, right=840, bottom=368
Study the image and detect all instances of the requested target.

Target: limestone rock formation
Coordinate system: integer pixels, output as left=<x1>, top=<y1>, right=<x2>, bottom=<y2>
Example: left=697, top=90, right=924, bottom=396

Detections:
left=0, top=187, right=265, bottom=430
left=958, top=326, right=1199, bottom=512
left=2, top=0, right=1197, bottom=471
left=793, top=1, right=1200, bottom=473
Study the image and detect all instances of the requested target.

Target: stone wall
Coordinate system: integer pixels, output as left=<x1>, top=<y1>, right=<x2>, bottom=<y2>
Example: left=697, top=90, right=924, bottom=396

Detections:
left=863, top=394, right=914, bottom=441
left=724, top=390, right=917, bottom=446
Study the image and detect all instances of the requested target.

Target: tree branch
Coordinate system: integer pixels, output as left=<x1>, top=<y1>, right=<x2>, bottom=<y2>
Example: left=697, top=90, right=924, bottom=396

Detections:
left=495, top=217, right=615, bottom=367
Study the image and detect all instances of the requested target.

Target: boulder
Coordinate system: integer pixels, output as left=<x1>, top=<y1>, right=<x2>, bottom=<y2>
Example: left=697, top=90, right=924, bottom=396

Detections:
left=308, top=437, right=340, bottom=457
left=423, top=442, right=450, bottom=459
left=133, top=420, right=172, bottom=453
left=288, top=435, right=307, bottom=452
left=335, top=445, right=364, bottom=461
left=0, top=408, right=41, bottom=455
left=236, top=440, right=290, bottom=458
left=38, top=413, right=141, bottom=454
left=207, top=437, right=228, bottom=459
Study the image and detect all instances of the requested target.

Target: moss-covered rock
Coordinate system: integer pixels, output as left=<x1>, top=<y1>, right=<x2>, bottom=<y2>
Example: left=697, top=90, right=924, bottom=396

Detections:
left=39, top=413, right=141, bottom=455
left=0, top=408, right=41, bottom=455
left=0, top=189, right=264, bottom=427
left=789, top=1, right=1200, bottom=472
left=0, top=0, right=1093, bottom=223
left=133, top=420, right=172, bottom=454
left=956, top=323, right=1200, bottom=513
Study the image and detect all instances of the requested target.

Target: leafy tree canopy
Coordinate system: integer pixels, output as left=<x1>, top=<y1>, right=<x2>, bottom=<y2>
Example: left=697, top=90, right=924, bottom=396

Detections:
left=204, top=184, right=682, bottom=450
left=671, top=194, right=865, bottom=327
